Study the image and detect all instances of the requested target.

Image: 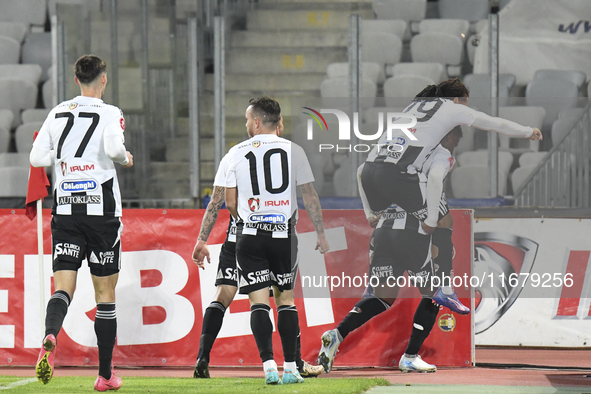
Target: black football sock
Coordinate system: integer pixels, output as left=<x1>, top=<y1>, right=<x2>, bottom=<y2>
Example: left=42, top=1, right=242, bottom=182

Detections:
left=94, top=303, right=117, bottom=380
left=197, top=301, right=226, bottom=362
left=250, top=304, right=273, bottom=362
left=432, top=227, right=454, bottom=286
left=45, top=290, right=71, bottom=338
left=405, top=298, right=439, bottom=355
left=277, top=305, right=299, bottom=363
left=336, top=297, right=389, bottom=340
left=296, top=330, right=303, bottom=370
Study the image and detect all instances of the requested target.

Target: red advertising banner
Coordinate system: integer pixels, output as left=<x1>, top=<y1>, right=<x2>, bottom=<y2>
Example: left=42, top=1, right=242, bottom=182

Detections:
left=0, top=209, right=472, bottom=368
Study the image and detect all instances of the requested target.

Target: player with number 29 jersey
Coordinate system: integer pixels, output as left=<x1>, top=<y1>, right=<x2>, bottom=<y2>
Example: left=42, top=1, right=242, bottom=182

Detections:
left=33, top=96, right=126, bottom=217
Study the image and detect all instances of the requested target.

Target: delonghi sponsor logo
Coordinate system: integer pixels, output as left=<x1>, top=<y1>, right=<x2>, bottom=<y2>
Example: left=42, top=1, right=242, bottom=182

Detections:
left=60, top=179, right=98, bottom=192
left=58, top=195, right=101, bottom=205
left=248, top=213, right=286, bottom=223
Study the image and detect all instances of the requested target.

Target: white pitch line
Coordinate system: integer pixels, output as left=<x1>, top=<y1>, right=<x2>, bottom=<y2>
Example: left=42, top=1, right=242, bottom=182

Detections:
left=0, top=378, right=37, bottom=390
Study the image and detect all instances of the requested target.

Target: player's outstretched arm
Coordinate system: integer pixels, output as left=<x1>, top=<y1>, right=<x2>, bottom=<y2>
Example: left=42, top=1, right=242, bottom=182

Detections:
left=471, top=111, right=543, bottom=141
left=192, top=185, right=225, bottom=269
left=300, top=182, right=330, bottom=254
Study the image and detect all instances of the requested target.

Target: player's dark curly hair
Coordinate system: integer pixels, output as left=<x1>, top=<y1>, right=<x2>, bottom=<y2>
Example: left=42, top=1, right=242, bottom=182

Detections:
left=414, top=78, right=470, bottom=101
left=249, top=97, right=281, bottom=128
left=74, top=55, right=106, bottom=84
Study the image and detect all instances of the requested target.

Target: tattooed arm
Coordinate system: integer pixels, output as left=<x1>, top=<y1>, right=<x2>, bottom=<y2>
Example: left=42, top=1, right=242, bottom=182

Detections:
left=300, top=182, right=330, bottom=254
left=192, top=185, right=225, bottom=268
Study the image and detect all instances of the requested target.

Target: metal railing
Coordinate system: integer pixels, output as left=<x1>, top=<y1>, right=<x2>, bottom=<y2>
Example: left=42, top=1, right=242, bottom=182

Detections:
left=514, top=103, right=590, bottom=208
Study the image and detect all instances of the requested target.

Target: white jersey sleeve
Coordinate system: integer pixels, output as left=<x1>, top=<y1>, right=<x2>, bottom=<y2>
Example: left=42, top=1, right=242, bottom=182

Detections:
left=423, top=145, right=454, bottom=227
left=292, top=143, right=314, bottom=185
left=213, top=153, right=230, bottom=187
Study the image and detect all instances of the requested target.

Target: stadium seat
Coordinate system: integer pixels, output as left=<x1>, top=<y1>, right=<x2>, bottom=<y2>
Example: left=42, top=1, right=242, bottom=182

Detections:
left=457, top=150, right=514, bottom=175
left=0, top=126, right=9, bottom=154
left=0, top=110, right=14, bottom=131
left=0, top=167, right=29, bottom=197
left=466, top=20, right=488, bottom=65
left=0, top=22, right=28, bottom=44
left=518, top=152, right=546, bottom=167
left=22, top=108, right=50, bottom=124
left=533, top=69, right=587, bottom=92
left=438, top=0, right=489, bottom=22
left=362, top=32, right=403, bottom=77
left=551, top=118, right=576, bottom=146
left=451, top=166, right=508, bottom=198
left=464, top=73, right=516, bottom=96
left=383, top=75, right=436, bottom=107
left=0, top=64, right=43, bottom=86
left=326, top=62, right=382, bottom=84
left=558, top=107, right=586, bottom=121
left=362, top=19, right=408, bottom=40
left=15, top=122, right=43, bottom=154
left=0, top=0, right=47, bottom=27
left=391, top=62, right=447, bottom=83
left=372, top=0, right=427, bottom=22
left=0, top=152, right=31, bottom=167
left=0, top=36, right=21, bottom=65
left=42, top=77, right=54, bottom=108
left=320, top=77, right=378, bottom=107
left=0, top=79, right=38, bottom=129
left=418, top=19, right=470, bottom=42
left=511, top=165, right=537, bottom=193
left=21, top=32, right=52, bottom=82
left=525, top=79, right=579, bottom=134
left=498, top=106, right=546, bottom=152
left=410, top=32, right=463, bottom=76
left=363, top=106, right=406, bottom=123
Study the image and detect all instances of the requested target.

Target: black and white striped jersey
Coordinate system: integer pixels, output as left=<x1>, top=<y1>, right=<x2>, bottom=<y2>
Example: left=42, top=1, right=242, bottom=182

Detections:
left=34, top=96, right=126, bottom=217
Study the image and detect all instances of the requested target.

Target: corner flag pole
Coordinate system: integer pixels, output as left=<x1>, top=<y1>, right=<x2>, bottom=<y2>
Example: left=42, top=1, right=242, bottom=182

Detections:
left=37, top=199, right=45, bottom=334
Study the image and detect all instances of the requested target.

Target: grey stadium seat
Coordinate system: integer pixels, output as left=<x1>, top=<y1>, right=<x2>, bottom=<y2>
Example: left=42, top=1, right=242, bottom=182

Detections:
left=326, top=62, right=382, bottom=84
left=511, top=165, right=537, bottom=193
left=498, top=106, right=546, bottom=152
left=411, top=32, right=464, bottom=77
left=0, top=64, right=43, bottom=85
left=0, top=79, right=38, bottom=129
left=418, top=19, right=470, bottom=41
left=533, top=69, right=587, bottom=92
left=362, top=32, right=403, bottom=76
left=438, top=0, right=489, bottom=22
left=42, top=79, right=54, bottom=109
left=383, top=75, right=436, bottom=107
left=0, top=152, right=31, bottom=167
left=0, top=126, right=9, bottom=154
left=518, top=152, right=546, bottom=167
left=320, top=77, right=378, bottom=107
left=15, top=121, right=43, bottom=154
left=21, top=32, right=53, bottom=82
left=391, top=62, right=447, bottom=83
left=0, top=22, right=28, bottom=43
left=463, top=73, right=516, bottom=109
left=362, top=19, right=408, bottom=40
left=0, top=109, right=13, bottom=131
left=551, top=118, right=577, bottom=146
left=525, top=79, right=579, bottom=133
left=22, top=108, right=50, bottom=124
left=457, top=150, right=514, bottom=175
left=372, top=0, right=427, bottom=22
left=0, top=36, right=21, bottom=65
left=0, top=0, right=47, bottom=27
left=0, top=167, right=29, bottom=197
left=451, top=166, right=508, bottom=198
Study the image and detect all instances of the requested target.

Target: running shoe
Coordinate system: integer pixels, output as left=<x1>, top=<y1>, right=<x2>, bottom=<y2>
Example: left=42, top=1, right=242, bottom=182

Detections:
left=433, top=288, right=470, bottom=315
left=399, top=354, right=437, bottom=373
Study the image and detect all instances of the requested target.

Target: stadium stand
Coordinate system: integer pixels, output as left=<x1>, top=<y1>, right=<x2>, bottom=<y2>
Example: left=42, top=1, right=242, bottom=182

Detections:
left=372, top=0, right=427, bottom=23
left=0, top=64, right=43, bottom=86
left=518, top=152, right=546, bottom=167
left=390, top=62, right=447, bottom=83
left=21, top=32, right=52, bottom=82
left=362, top=32, right=402, bottom=81
left=498, top=106, right=546, bottom=152
left=320, top=77, right=377, bottom=107
left=451, top=166, right=508, bottom=198
left=0, top=0, right=47, bottom=28
left=0, top=167, right=29, bottom=197
left=525, top=79, right=579, bottom=135
left=510, top=165, right=537, bottom=192
left=0, top=79, right=39, bottom=129
left=438, top=0, right=489, bottom=22
left=0, top=126, right=9, bottom=154
left=0, top=21, right=28, bottom=44
left=15, top=121, right=43, bottom=154
left=362, top=19, right=408, bottom=40
left=533, top=69, right=587, bottom=93
left=383, top=75, right=436, bottom=106
left=457, top=150, right=514, bottom=175
left=0, top=36, right=21, bottom=65
left=410, top=32, right=463, bottom=77
left=326, top=62, right=382, bottom=84
left=418, top=19, right=470, bottom=41
left=21, top=108, right=50, bottom=124
left=0, top=152, right=30, bottom=167
left=464, top=73, right=516, bottom=106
